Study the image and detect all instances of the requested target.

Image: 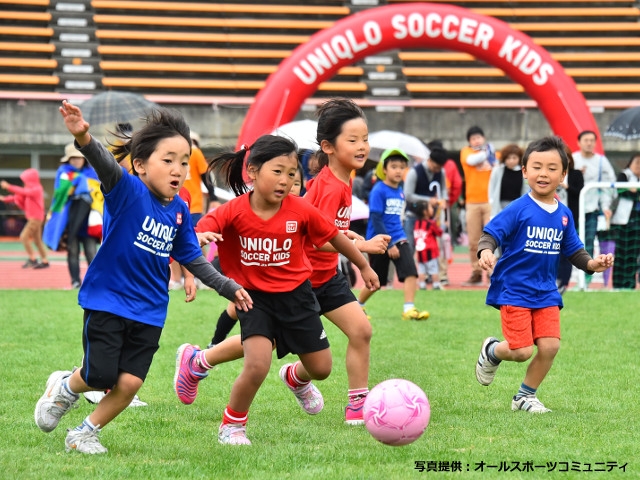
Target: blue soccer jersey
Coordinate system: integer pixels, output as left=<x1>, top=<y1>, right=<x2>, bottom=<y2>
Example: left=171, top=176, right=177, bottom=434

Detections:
left=78, top=172, right=202, bottom=327
left=484, top=194, right=584, bottom=310
left=366, top=181, right=407, bottom=245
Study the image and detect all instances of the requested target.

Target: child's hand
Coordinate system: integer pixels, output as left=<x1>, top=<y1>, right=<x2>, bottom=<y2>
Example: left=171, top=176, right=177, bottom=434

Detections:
left=233, top=289, right=253, bottom=312
left=361, top=266, right=380, bottom=291
left=478, top=249, right=496, bottom=271
left=363, top=234, right=390, bottom=254
left=0, top=180, right=9, bottom=190
left=59, top=100, right=91, bottom=144
left=183, top=276, right=197, bottom=303
left=387, top=244, right=400, bottom=259
left=588, top=253, right=614, bottom=273
left=196, top=231, right=222, bottom=247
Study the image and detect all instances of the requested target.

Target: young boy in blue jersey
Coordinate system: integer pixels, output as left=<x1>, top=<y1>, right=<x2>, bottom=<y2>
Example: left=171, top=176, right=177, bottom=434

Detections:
left=357, top=148, right=429, bottom=321
left=34, top=101, right=252, bottom=455
left=475, top=136, right=614, bottom=413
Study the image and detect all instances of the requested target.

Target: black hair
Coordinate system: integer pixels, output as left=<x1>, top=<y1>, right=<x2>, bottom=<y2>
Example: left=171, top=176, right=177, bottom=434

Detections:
left=577, top=130, right=598, bottom=141
left=110, top=108, right=191, bottom=177
left=429, top=146, right=449, bottom=166
left=208, top=134, right=297, bottom=197
left=466, top=126, right=484, bottom=141
left=315, top=98, right=366, bottom=170
left=522, top=136, right=569, bottom=171
left=626, top=152, right=640, bottom=168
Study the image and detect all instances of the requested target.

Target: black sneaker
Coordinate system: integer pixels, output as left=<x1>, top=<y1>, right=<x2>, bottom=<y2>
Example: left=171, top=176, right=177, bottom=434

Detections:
left=22, top=259, right=38, bottom=268
left=33, top=262, right=50, bottom=269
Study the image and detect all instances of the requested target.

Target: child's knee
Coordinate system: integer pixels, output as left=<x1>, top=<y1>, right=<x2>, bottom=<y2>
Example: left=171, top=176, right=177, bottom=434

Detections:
left=511, top=346, right=534, bottom=362
left=82, top=366, right=119, bottom=391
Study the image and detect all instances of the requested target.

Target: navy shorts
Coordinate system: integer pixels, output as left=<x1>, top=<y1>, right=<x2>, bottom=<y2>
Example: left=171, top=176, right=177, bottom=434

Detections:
left=312, top=269, right=357, bottom=314
left=80, top=310, right=162, bottom=389
left=369, top=240, right=418, bottom=286
left=237, top=280, right=329, bottom=359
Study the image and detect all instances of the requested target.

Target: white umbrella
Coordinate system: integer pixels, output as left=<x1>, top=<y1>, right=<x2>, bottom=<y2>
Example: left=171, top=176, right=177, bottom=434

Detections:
left=271, top=119, right=318, bottom=151
left=351, top=195, right=369, bottom=220
left=368, top=130, right=430, bottom=163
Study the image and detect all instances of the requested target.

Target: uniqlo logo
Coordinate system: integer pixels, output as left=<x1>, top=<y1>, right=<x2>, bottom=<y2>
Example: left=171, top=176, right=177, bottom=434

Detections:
left=286, top=221, right=297, bottom=233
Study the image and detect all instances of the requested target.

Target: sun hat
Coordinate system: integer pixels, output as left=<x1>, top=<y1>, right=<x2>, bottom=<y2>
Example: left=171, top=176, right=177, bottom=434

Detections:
left=375, top=148, right=410, bottom=180
left=60, top=142, right=84, bottom=163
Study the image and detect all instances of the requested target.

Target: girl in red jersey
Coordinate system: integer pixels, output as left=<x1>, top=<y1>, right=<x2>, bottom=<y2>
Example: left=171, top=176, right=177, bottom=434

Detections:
left=302, top=98, right=390, bottom=424
left=175, top=135, right=379, bottom=445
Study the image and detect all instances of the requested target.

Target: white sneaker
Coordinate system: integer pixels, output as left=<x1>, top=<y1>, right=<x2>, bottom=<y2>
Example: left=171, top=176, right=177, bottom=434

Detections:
left=475, top=337, right=500, bottom=386
left=65, top=425, right=108, bottom=454
left=218, top=423, right=251, bottom=445
left=512, top=396, right=551, bottom=413
left=84, top=390, right=148, bottom=407
left=279, top=364, right=324, bottom=415
left=35, top=371, right=79, bottom=433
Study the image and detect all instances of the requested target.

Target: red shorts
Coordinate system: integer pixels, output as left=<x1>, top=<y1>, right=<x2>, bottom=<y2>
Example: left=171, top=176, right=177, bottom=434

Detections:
left=500, top=305, right=560, bottom=350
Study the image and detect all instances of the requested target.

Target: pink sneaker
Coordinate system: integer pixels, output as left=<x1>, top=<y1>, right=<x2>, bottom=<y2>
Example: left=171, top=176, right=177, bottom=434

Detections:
left=218, top=423, right=252, bottom=445
left=345, top=402, right=365, bottom=426
left=278, top=363, right=324, bottom=415
left=174, top=343, right=208, bottom=405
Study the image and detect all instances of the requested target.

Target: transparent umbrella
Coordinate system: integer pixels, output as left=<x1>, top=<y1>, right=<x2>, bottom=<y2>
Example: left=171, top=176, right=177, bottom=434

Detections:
left=368, top=130, right=430, bottom=163
left=271, top=119, right=318, bottom=151
left=78, top=90, right=160, bottom=126
left=604, top=106, right=640, bottom=140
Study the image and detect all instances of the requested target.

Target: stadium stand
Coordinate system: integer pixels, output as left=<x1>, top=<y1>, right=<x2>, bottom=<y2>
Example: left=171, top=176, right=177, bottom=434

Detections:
left=0, top=0, right=638, bottom=101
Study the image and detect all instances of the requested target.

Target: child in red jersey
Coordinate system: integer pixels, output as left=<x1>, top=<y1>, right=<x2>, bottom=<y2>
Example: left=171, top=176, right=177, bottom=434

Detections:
left=175, top=135, right=379, bottom=445
left=414, top=200, right=444, bottom=290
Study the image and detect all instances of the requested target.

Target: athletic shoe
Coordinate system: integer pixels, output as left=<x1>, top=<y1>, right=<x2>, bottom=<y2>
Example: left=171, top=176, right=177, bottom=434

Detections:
left=34, top=370, right=79, bottom=433
left=33, top=261, right=50, bottom=269
left=401, top=307, right=430, bottom=321
left=22, top=259, right=38, bottom=268
left=475, top=337, right=500, bottom=386
left=279, top=363, right=324, bottom=415
left=83, top=390, right=106, bottom=404
left=345, top=403, right=365, bottom=425
left=174, top=343, right=208, bottom=405
left=83, top=390, right=147, bottom=407
left=512, top=396, right=551, bottom=413
left=218, top=423, right=251, bottom=445
left=65, top=426, right=108, bottom=454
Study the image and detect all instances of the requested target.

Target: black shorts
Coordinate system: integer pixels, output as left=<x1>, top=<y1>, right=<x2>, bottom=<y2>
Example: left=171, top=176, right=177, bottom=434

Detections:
left=369, top=240, right=418, bottom=286
left=237, top=280, right=329, bottom=359
left=313, top=269, right=357, bottom=314
left=80, top=310, right=162, bottom=389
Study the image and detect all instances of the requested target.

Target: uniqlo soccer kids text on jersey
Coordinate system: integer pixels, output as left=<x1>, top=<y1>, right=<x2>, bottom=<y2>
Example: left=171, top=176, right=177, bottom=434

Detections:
left=78, top=171, right=202, bottom=327
left=303, top=166, right=352, bottom=288
left=196, top=192, right=338, bottom=292
left=484, top=194, right=584, bottom=310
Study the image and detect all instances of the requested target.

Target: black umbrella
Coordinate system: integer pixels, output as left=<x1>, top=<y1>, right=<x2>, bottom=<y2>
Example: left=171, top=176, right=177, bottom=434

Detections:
left=79, top=91, right=160, bottom=126
left=604, top=106, right=640, bottom=140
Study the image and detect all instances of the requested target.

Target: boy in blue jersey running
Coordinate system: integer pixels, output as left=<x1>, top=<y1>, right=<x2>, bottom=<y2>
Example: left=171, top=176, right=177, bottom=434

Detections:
left=357, top=148, right=429, bottom=321
left=34, top=101, right=252, bottom=455
left=475, top=136, right=614, bottom=413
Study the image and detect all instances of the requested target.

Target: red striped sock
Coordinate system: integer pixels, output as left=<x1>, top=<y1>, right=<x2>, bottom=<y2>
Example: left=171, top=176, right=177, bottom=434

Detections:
left=222, top=406, right=248, bottom=425
left=286, top=361, right=309, bottom=388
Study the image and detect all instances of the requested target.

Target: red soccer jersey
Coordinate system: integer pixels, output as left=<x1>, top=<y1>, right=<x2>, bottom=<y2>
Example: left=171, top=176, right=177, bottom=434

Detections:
left=196, top=192, right=338, bottom=292
left=303, top=166, right=352, bottom=287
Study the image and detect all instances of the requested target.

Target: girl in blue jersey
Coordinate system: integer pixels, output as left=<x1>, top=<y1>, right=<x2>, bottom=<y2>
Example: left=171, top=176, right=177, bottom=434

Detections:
left=475, top=136, right=614, bottom=413
left=34, top=100, right=252, bottom=455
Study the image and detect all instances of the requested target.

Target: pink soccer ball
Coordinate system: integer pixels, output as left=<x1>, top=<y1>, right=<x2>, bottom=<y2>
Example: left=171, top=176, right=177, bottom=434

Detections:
left=363, top=379, right=430, bottom=446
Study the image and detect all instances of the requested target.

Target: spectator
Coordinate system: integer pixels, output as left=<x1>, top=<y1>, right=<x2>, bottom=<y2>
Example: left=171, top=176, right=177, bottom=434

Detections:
left=488, top=143, right=528, bottom=218
left=0, top=169, right=49, bottom=268
left=460, top=126, right=496, bottom=286
left=45, top=143, right=102, bottom=288
left=403, top=145, right=449, bottom=251
left=571, top=130, right=616, bottom=286
left=611, top=152, right=640, bottom=289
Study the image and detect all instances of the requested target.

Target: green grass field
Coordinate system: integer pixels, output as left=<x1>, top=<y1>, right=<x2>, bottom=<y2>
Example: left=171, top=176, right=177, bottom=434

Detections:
left=0, top=289, right=637, bottom=479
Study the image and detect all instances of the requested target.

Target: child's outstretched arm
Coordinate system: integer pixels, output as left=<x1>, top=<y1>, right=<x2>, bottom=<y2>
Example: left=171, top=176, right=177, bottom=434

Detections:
left=329, top=233, right=380, bottom=291
left=59, top=100, right=91, bottom=147
left=184, top=256, right=253, bottom=311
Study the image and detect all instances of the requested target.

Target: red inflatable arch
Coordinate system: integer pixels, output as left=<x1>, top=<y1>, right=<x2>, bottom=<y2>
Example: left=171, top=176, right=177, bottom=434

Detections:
left=237, top=3, right=601, bottom=152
